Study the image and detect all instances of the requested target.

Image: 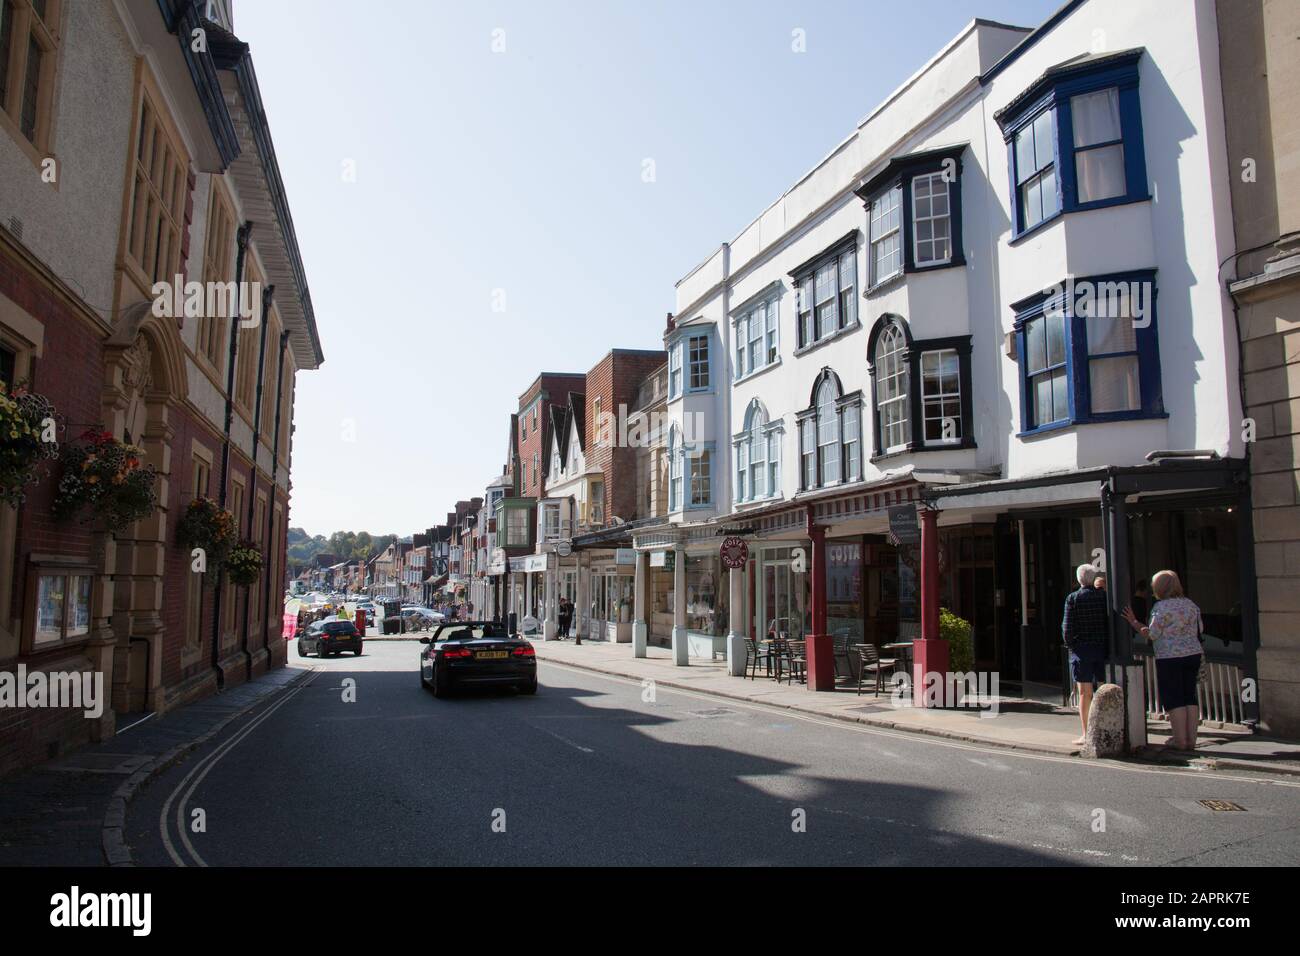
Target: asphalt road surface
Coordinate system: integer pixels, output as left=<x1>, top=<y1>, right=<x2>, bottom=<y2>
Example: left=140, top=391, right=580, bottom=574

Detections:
left=126, top=641, right=1300, bottom=866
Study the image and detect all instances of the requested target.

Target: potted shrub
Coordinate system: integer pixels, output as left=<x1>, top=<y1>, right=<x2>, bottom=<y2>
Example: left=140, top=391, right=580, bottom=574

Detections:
left=939, top=607, right=974, bottom=673
left=225, top=540, right=264, bottom=587
left=176, top=496, right=237, bottom=572
left=52, top=430, right=158, bottom=535
left=0, top=380, right=58, bottom=507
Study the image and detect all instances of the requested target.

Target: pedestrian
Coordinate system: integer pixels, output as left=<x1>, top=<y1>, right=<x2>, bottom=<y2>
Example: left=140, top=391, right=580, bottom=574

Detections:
left=1123, top=570, right=1204, bottom=752
left=1062, top=563, right=1109, bottom=746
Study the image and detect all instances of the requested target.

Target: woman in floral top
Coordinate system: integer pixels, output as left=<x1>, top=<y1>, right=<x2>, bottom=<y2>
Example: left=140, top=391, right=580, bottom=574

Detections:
left=1122, top=570, right=1203, bottom=751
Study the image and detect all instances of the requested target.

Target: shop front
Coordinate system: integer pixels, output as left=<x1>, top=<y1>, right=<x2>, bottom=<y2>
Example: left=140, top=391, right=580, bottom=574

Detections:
left=586, top=548, right=638, bottom=642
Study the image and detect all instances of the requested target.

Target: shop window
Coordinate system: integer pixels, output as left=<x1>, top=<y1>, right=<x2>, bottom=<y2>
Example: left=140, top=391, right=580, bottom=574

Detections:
left=28, top=565, right=92, bottom=650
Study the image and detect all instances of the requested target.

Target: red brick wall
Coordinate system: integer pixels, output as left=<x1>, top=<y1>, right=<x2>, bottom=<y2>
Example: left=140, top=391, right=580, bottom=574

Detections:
left=584, top=351, right=666, bottom=522
left=517, top=373, right=584, bottom=499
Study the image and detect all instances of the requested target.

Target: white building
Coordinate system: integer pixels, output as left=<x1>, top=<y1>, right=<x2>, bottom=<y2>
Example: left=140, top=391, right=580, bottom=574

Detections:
left=629, top=0, right=1256, bottom=731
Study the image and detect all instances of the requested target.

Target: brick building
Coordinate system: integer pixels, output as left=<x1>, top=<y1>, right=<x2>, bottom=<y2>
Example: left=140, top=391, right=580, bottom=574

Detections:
left=0, top=1, right=322, bottom=775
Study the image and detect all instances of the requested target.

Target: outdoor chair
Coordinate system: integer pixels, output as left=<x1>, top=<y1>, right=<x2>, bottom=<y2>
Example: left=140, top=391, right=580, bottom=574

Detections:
left=779, top=639, right=807, bottom=685
left=856, top=644, right=897, bottom=697
left=745, top=637, right=773, bottom=680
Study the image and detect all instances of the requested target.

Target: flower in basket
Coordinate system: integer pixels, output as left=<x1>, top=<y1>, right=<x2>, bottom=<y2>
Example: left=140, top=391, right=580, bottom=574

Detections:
left=51, top=430, right=159, bottom=535
left=0, top=380, right=59, bottom=508
left=225, top=541, right=264, bottom=588
left=176, top=496, right=237, bottom=572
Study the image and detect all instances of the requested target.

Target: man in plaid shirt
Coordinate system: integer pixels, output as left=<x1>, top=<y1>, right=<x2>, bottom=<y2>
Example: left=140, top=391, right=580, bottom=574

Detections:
left=1062, top=564, right=1110, bottom=745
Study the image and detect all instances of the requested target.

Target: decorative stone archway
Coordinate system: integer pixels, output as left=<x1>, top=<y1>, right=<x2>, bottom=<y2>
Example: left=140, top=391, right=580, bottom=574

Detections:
left=101, top=303, right=188, bottom=715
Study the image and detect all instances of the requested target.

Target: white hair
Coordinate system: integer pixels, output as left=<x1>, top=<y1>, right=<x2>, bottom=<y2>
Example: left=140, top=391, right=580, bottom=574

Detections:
left=1076, top=564, right=1097, bottom=587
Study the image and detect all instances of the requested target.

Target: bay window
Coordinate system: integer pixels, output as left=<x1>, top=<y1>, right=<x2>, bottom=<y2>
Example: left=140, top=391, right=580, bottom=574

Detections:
left=790, top=233, right=859, bottom=351
left=1013, top=270, right=1161, bottom=434
left=668, top=328, right=712, bottom=398
left=868, top=185, right=902, bottom=285
left=855, top=144, right=966, bottom=280
left=867, top=315, right=975, bottom=457
left=999, top=49, right=1148, bottom=237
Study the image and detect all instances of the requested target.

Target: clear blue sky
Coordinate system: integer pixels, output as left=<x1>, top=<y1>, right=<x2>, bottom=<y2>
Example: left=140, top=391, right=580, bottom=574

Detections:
left=237, top=0, right=1063, bottom=537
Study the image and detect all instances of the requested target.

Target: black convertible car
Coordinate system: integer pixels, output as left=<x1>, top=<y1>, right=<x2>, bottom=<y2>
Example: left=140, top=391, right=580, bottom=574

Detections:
left=419, top=621, right=537, bottom=697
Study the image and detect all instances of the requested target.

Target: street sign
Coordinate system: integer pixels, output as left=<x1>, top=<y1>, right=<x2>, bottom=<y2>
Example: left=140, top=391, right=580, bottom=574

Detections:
left=887, top=505, right=921, bottom=546
left=719, top=536, right=749, bottom=569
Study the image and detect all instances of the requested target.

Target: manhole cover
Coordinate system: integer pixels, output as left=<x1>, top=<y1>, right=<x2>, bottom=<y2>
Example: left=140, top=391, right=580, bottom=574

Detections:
left=691, top=708, right=734, bottom=718
left=1198, top=799, right=1246, bottom=812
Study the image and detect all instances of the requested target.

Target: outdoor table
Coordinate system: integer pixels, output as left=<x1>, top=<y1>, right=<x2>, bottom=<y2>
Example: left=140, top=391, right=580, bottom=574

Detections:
left=882, top=641, right=914, bottom=678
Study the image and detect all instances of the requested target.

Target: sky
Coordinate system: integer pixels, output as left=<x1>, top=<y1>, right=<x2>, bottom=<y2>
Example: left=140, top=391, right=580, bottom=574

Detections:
left=236, top=0, right=1064, bottom=538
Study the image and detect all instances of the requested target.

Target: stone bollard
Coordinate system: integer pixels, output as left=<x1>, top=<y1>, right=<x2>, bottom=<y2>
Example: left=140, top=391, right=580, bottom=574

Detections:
left=1082, top=683, right=1125, bottom=758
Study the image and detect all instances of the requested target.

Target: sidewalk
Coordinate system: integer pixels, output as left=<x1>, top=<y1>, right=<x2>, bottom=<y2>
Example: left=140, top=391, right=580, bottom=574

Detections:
left=533, top=639, right=1300, bottom=776
left=0, top=665, right=308, bottom=867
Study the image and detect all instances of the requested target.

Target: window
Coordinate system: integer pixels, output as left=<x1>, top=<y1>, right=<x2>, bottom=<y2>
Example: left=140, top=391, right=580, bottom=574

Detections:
left=1024, top=311, right=1068, bottom=428
left=733, top=294, right=780, bottom=380
left=506, top=508, right=529, bottom=546
left=911, top=173, right=951, bottom=266
left=125, top=82, right=189, bottom=288
left=816, top=379, right=839, bottom=486
left=868, top=315, right=975, bottom=457
left=921, top=349, right=962, bottom=443
left=791, top=235, right=859, bottom=350
left=186, top=452, right=211, bottom=648
left=0, top=0, right=58, bottom=153
left=689, top=447, right=711, bottom=507
left=734, top=401, right=781, bottom=503
left=542, top=502, right=561, bottom=540
left=869, top=185, right=902, bottom=285
left=688, top=334, right=709, bottom=390
left=1071, top=87, right=1125, bottom=203
left=668, top=427, right=683, bottom=511
left=875, top=324, right=909, bottom=452
left=1014, top=271, right=1161, bottom=433
left=198, top=181, right=236, bottom=372
left=1000, top=50, right=1147, bottom=237
left=1014, top=110, right=1059, bottom=231
left=234, top=263, right=262, bottom=412
left=533, top=452, right=539, bottom=489
left=796, top=371, right=862, bottom=491
left=668, top=343, right=682, bottom=398
left=31, top=568, right=92, bottom=649
left=590, top=479, right=604, bottom=523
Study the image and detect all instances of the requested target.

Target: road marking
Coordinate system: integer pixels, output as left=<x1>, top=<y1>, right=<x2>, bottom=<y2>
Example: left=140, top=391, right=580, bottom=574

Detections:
left=159, top=670, right=319, bottom=867
left=537, top=661, right=1300, bottom=790
left=531, top=724, right=594, bottom=754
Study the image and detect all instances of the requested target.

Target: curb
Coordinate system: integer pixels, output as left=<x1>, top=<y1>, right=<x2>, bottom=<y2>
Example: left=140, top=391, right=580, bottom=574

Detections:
left=100, top=668, right=314, bottom=867
left=538, top=654, right=1300, bottom=775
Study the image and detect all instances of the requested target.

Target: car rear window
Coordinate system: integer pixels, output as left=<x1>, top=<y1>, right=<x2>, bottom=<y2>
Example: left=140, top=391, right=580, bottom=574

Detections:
left=435, top=625, right=507, bottom=641
left=323, top=622, right=358, bottom=635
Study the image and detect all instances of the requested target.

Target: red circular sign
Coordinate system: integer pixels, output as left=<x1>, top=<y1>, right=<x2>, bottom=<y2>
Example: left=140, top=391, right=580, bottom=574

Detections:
left=719, top=536, right=749, bottom=569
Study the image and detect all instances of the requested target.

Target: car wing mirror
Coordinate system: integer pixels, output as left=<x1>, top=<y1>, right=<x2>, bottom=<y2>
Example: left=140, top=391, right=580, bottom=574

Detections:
left=419, top=636, right=431, bottom=644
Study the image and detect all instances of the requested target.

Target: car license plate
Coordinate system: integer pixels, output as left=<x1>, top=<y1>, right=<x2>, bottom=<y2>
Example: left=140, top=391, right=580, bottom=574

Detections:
left=475, top=651, right=508, bottom=660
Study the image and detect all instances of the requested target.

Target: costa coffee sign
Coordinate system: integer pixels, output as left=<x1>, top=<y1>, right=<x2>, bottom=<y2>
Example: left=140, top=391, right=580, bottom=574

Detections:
left=719, top=536, right=749, bottom=569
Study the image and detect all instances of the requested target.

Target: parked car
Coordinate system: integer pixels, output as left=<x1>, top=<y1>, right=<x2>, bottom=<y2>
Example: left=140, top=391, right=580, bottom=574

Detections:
left=298, top=619, right=363, bottom=658
left=418, top=621, right=536, bottom=697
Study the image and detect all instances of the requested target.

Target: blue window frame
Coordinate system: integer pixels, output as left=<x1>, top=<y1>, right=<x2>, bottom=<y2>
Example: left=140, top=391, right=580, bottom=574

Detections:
left=1013, top=270, right=1163, bottom=436
left=667, top=326, right=714, bottom=399
left=997, top=49, right=1149, bottom=239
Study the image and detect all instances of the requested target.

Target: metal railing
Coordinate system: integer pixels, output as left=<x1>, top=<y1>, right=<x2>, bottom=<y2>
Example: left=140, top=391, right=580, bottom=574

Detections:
left=1143, top=653, right=1246, bottom=727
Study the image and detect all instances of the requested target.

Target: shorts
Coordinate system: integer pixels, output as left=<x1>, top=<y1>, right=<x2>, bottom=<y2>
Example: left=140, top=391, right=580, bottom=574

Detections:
left=1156, top=653, right=1202, bottom=711
left=1069, top=649, right=1107, bottom=686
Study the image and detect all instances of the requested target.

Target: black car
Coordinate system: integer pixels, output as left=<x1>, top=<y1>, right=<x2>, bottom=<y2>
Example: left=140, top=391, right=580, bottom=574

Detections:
left=298, top=619, right=363, bottom=658
left=419, top=621, right=536, bottom=697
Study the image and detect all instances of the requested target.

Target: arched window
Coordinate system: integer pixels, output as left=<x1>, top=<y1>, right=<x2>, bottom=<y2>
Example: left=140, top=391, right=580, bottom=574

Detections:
left=734, top=401, right=781, bottom=503
left=875, top=322, right=910, bottom=452
left=796, top=370, right=862, bottom=492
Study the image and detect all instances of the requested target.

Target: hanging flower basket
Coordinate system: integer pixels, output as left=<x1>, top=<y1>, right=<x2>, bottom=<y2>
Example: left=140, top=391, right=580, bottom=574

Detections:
left=225, top=541, right=264, bottom=587
left=0, top=380, right=58, bottom=508
left=176, top=496, right=237, bottom=573
left=51, top=430, right=158, bottom=535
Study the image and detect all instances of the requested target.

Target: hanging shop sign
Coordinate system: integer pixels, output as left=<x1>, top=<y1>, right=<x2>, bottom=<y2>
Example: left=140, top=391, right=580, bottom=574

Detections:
left=719, top=536, right=749, bottom=569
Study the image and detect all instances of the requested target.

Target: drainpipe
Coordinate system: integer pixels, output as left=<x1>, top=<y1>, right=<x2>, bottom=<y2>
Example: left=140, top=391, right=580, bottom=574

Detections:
left=241, top=283, right=275, bottom=681
left=261, top=329, right=291, bottom=662
left=212, top=221, right=253, bottom=684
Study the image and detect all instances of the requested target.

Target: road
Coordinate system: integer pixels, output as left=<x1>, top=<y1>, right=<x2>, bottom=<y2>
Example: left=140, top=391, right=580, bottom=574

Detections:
left=126, top=641, right=1300, bottom=866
